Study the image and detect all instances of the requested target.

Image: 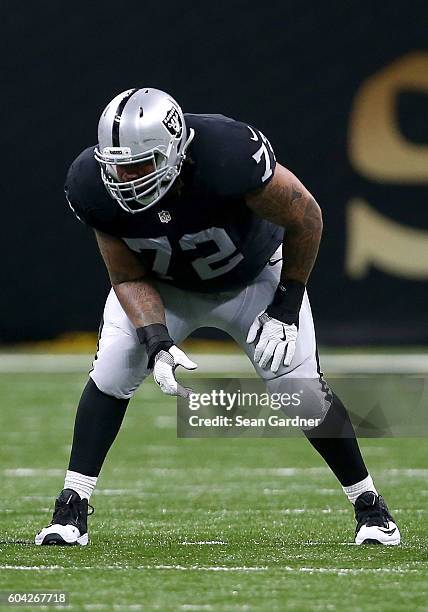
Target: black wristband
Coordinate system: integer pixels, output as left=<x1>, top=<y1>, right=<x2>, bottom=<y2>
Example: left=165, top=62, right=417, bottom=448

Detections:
left=266, top=280, right=305, bottom=325
left=136, top=324, right=174, bottom=369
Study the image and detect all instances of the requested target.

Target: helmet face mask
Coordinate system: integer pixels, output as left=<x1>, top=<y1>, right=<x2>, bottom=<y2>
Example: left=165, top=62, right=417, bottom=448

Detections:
left=96, top=148, right=170, bottom=212
left=94, top=88, right=194, bottom=213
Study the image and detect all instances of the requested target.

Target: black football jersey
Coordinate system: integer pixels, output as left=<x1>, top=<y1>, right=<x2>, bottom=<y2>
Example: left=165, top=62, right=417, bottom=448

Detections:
left=65, top=113, right=283, bottom=292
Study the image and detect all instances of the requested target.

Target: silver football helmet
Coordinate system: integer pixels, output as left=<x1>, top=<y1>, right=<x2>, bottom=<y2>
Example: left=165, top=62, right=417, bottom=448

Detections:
left=94, top=88, right=194, bottom=213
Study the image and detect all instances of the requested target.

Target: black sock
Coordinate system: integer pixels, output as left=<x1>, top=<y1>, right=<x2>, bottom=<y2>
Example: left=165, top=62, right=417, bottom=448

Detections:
left=68, top=378, right=129, bottom=477
left=304, top=393, right=368, bottom=487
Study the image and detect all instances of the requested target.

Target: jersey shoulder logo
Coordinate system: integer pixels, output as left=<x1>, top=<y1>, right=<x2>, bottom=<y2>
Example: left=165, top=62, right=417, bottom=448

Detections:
left=163, top=107, right=183, bottom=138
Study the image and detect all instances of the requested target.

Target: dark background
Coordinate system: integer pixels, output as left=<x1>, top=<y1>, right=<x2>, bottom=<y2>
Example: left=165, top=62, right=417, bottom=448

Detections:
left=3, top=1, right=427, bottom=345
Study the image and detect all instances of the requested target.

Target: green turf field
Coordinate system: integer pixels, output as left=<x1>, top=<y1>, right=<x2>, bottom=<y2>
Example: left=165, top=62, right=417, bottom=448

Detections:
left=1, top=371, right=427, bottom=611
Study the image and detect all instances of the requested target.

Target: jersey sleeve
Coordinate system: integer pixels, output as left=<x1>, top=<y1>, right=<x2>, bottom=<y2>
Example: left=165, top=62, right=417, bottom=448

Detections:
left=187, top=115, right=277, bottom=198
left=64, top=146, right=119, bottom=233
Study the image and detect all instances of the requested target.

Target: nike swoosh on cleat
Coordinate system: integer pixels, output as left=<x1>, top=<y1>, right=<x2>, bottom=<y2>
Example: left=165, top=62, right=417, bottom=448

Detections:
left=377, top=527, right=397, bottom=535
left=268, top=258, right=282, bottom=266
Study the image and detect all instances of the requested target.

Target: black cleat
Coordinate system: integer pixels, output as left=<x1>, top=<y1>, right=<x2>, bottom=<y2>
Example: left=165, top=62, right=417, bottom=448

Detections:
left=354, top=491, right=400, bottom=545
left=35, top=489, right=93, bottom=546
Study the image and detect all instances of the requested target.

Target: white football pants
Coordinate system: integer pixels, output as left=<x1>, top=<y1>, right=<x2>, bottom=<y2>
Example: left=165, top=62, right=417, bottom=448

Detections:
left=90, top=251, right=330, bottom=423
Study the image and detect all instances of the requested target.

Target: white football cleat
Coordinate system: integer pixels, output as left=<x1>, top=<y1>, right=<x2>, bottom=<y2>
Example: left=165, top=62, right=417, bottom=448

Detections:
left=35, top=489, right=93, bottom=546
left=354, top=491, right=400, bottom=545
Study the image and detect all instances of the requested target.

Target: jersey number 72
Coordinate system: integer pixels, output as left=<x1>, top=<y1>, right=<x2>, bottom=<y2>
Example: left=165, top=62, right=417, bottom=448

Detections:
left=124, top=227, right=244, bottom=281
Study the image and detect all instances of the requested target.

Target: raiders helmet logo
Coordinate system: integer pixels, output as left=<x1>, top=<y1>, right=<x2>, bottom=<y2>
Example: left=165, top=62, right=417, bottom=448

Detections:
left=162, top=106, right=183, bottom=138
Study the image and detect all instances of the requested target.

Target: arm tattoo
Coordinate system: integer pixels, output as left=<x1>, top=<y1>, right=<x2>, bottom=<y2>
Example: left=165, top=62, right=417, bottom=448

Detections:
left=246, top=165, right=323, bottom=284
left=282, top=189, right=322, bottom=284
left=95, top=230, right=166, bottom=327
left=291, top=187, right=302, bottom=201
left=114, top=280, right=165, bottom=327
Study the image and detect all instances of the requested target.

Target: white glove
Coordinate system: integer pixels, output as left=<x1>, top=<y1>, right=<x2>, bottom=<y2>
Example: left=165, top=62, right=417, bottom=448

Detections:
left=246, top=312, right=298, bottom=372
left=153, top=345, right=197, bottom=397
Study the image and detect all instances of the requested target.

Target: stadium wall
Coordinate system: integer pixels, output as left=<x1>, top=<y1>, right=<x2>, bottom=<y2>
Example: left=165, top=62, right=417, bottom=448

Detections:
left=2, top=1, right=427, bottom=344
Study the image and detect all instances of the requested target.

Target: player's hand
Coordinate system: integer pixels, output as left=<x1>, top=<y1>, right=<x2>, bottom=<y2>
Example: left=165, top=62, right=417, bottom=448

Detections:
left=246, top=312, right=298, bottom=372
left=153, top=345, right=198, bottom=397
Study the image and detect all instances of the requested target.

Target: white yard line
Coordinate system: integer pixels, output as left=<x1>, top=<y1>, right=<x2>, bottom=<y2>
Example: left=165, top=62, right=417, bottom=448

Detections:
left=3, top=468, right=64, bottom=477
left=0, top=564, right=267, bottom=572
left=180, top=541, right=227, bottom=545
left=0, top=353, right=427, bottom=374
left=1, top=564, right=424, bottom=575
left=145, top=565, right=268, bottom=572
left=0, top=565, right=65, bottom=570
left=0, top=354, right=94, bottom=373
left=297, top=567, right=421, bottom=574
left=4, top=467, right=428, bottom=480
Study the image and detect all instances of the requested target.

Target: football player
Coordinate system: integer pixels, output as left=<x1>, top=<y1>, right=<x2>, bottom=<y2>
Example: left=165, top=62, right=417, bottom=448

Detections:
left=35, top=88, right=400, bottom=546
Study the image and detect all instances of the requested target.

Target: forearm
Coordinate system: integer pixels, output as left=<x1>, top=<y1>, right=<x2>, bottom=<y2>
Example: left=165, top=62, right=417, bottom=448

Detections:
left=246, top=164, right=322, bottom=324
left=94, top=229, right=166, bottom=328
left=246, top=164, right=323, bottom=285
left=280, top=192, right=323, bottom=285
left=113, top=278, right=166, bottom=328
left=272, top=193, right=322, bottom=323
left=94, top=229, right=172, bottom=367
left=114, top=278, right=173, bottom=368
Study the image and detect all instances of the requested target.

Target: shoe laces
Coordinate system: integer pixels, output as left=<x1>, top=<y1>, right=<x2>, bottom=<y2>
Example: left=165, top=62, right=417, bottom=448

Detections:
left=50, top=498, right=80, bottom=526
left=355, top=493, right=393, bottom=529
left=49, top=495, right=94, bottom=527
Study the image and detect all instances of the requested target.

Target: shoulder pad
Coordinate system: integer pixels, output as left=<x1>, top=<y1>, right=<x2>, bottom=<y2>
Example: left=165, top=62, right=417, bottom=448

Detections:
left=64, top=146, right=119, bottom=232
left=185, top=114, right=276, bottom=197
